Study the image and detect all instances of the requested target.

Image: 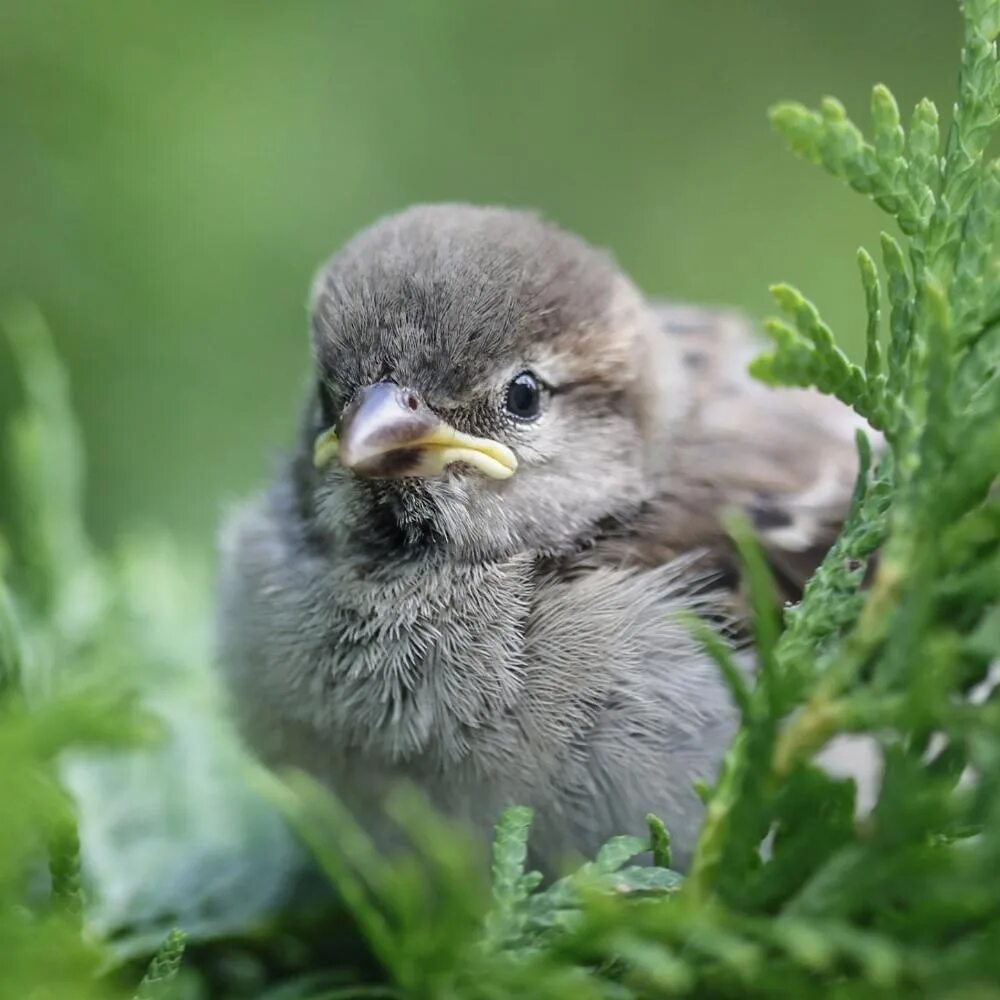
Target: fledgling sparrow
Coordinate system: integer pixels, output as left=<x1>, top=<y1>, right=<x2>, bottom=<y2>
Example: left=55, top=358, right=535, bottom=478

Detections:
left=217, top=204, right=863, bottom=872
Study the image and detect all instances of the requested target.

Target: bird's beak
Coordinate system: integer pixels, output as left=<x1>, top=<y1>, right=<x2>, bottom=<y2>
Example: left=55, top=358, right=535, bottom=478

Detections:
left=313, top=382, right=517, bottom=480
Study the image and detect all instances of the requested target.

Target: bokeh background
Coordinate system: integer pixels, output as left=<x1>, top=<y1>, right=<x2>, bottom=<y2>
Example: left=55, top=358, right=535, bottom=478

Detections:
left=0, top=0, right=957, bottom=550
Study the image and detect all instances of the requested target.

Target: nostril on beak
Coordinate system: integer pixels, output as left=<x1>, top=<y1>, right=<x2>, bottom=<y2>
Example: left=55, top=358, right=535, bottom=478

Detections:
left=404, top=391, right=420, bottom=412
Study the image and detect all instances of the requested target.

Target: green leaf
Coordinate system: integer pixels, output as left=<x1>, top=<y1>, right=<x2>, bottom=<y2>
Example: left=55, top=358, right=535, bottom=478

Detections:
left=880, top=230, right=914, bottom=428
left=871, top=84, right=904, bottom=163
left=0, top=575, right=23, bottom=694
left=592, top=835, right=648, bottom=875
left=965, top=0, right=1000, bottom=41
left=48, top=816, right=83, bottom=919
left=906, top=98, right=941, bottom=204
left=682, top=611, right=752, bottom=721
left=953, top=159, right=1000, bottom=336
left=607, top=866, right=683, bottom=894
left=725, top=513, right=781, bottom=681
left=646, top=815, right=672, bottom=871
left=608, top=935, right=692, bottom=991
left=256, top=768, right=398, bottom=975
left=134, top=929, right=186, bottom=1000
left=858, top=246, right=883, bottom=384
left=753, top=283, right=878, bottom=426
left=1, top=301, right=102, bottom=633
left=491, top=806, right=534, bottom=907
left=769, top=102, right=823, bottom=163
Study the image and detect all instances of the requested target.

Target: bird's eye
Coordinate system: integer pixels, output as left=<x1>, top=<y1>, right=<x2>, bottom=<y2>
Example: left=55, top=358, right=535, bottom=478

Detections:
left=504, top=371, right=542, bottom=421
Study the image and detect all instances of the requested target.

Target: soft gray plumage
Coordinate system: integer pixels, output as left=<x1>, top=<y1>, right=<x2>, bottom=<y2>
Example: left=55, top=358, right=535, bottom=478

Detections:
left=217, top=204, right=864, bottom=873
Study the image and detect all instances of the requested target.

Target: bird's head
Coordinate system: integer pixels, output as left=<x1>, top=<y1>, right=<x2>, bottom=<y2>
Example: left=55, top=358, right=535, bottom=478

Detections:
left=301, top=204, right=684, bottom=560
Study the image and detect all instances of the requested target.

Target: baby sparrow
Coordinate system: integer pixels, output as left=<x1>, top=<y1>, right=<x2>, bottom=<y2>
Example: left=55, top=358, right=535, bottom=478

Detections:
left=217, top=204, right=863, bottom=872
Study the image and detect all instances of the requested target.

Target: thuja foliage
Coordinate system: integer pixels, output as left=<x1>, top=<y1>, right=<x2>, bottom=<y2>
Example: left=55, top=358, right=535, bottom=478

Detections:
left=0, top=303, right=184, bottom=1000
left=1, top=1, right=999, bottom=997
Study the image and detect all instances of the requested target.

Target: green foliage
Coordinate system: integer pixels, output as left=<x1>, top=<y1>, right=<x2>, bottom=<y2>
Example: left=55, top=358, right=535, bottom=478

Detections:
left=0, top=307, right=296, bottom=998
left=134, top=930, right=187, bottom=1000
left=1, top=1, right=999, bottom=997
left=48, top=817, right=84, bottom=918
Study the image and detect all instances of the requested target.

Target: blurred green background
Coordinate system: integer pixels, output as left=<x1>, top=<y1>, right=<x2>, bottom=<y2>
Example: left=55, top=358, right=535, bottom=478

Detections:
left=0, top=0, right=956, bottom=549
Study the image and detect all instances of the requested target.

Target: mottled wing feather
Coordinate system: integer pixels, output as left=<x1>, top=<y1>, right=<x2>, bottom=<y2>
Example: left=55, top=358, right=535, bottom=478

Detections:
left=589, top=303, right=869, bottom=599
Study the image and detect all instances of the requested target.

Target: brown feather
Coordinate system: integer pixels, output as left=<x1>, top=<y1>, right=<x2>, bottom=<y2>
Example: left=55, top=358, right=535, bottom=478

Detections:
left=578, top=303, right=869, bottom=603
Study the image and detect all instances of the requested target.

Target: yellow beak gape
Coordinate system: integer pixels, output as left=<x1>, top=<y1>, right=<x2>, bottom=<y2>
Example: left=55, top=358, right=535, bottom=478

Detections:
left=313, top=427, right=340, bottom=469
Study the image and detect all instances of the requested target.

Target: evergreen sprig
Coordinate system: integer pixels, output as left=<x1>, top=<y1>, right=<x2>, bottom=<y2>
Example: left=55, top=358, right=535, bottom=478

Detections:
left=134, top=930, right=186, bottom=1000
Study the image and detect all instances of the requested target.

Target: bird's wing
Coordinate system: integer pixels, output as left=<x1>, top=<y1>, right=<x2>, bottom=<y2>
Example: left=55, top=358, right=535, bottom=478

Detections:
left=592, top=303, right=872, bottom=599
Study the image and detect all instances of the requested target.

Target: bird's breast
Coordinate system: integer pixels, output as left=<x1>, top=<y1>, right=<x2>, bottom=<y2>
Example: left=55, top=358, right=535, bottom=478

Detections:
left=236, top=515, right=538, bottom=765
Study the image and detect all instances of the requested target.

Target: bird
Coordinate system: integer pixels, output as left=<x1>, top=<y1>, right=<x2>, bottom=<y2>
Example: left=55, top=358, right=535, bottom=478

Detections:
left=216, top=203, right=866, bottom=874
